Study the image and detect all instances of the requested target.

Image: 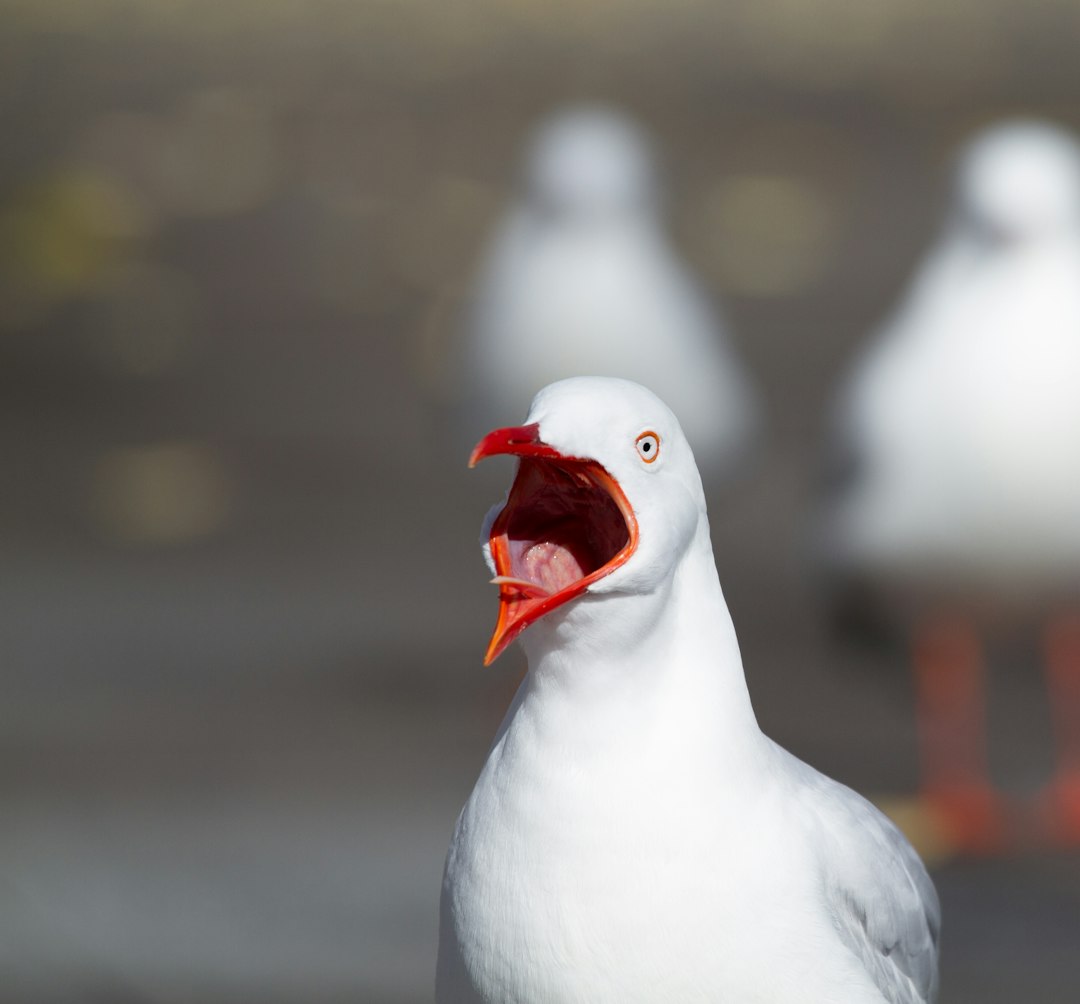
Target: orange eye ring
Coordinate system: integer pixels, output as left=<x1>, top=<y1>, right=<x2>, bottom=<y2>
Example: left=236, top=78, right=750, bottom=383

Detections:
left=635, top=431, right=660, bottom=464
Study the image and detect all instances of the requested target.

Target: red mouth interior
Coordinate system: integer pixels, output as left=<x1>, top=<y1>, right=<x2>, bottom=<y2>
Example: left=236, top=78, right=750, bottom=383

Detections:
left=484, top=456, right=636, bottom=662
left=497, top=458, right=630, bottom=594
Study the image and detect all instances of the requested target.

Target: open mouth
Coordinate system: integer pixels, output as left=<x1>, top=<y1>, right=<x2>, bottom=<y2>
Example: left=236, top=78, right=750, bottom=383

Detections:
left=470, top=426, right=638, bottom=663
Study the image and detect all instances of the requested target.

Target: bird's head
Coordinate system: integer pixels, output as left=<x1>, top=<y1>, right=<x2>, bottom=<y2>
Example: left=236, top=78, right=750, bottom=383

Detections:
left=522, top=106, right=659, bottom=221
left=953, top=119, right=1080, bottom=246
left=470, top=377, right=707, bottom=664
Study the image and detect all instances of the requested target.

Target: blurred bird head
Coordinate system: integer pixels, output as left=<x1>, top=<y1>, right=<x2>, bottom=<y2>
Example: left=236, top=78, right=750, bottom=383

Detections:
left=470, top=377, right=706, bottom=663
left=952, top=120, right=1080, bottom=246
left=522, top=106, right=659, bottom=221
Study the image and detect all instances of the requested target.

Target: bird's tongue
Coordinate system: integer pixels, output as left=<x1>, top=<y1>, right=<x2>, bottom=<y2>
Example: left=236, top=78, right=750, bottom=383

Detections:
left=508, top=538, right=587, bottom=596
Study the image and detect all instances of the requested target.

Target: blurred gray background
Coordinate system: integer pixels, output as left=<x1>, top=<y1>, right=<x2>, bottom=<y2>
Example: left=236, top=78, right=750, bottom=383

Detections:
left=3, top=1, right=1080, bottom=1001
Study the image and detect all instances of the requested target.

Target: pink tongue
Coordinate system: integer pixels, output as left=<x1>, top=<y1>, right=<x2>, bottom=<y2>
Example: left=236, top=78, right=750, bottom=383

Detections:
left=520, top=541, right=584, bottom=595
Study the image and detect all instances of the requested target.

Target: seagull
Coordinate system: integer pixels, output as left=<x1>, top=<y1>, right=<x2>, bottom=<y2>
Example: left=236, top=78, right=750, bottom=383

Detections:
left=438, top=377, right=939, bottom=1004
left=820, top=119, right=1080, bottom=851
left=459, top=106, right=759, bottom=480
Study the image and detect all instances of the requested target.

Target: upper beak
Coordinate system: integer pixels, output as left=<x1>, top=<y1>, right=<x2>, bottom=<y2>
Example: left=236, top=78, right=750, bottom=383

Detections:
left=468, top=423, right=563, bottom=468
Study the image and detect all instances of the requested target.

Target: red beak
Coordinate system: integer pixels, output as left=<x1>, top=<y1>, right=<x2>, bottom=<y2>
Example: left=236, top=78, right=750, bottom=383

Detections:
left=468, top=423, right=563, bottom=468
left=469, top=424, right=639, bottom=664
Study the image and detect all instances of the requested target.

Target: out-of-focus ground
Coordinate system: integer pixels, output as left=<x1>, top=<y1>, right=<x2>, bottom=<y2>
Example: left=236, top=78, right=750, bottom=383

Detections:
left=3, top=2, right=1080, bottom=1000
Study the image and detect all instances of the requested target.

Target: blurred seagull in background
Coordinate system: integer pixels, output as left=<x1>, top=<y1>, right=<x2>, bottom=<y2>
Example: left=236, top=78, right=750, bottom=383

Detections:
left=460, top=106, right=759, bottom=481
left=820, top=120, right=1080, bottom=852
left=439, top=377, right=939, bottom=1004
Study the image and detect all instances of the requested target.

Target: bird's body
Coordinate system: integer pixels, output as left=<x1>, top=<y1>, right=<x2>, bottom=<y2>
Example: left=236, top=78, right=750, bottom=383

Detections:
left=439, top=377, right=938, bottom=1003
left=824, top=121, right=1080, bottom=605
left=461, top=108, right=758, bottom=476
left=819, top=121, right=1080, bottom=853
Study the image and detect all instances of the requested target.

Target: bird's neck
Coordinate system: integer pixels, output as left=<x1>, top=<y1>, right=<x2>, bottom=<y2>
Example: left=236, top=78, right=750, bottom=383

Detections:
left=511, top=526, right=764, bottom=769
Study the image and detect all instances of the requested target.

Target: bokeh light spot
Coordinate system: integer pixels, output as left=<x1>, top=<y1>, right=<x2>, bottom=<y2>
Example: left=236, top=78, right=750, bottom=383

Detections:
left=89, top=442, right=233, bottom=545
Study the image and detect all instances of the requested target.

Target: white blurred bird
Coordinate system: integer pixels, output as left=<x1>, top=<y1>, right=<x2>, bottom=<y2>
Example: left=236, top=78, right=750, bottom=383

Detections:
left=821, top=120, right=1080, bottom=851
left=460, top=106, right=759, bottom=480
left=439, top=377, right=939, bottom=1004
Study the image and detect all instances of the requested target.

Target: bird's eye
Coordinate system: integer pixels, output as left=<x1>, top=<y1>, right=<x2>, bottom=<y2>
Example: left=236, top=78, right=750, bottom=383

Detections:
left=635, top=431, right=660, bottom=464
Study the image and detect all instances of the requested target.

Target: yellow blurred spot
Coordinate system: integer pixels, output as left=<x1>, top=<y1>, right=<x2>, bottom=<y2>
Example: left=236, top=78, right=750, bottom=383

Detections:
left=89, top=442, right=232, bottom=545
left=874, top=794, right=959, bottom=867
left=703, top=174, right=838, bottom=297
left=0, top=170, right=146, bottom=327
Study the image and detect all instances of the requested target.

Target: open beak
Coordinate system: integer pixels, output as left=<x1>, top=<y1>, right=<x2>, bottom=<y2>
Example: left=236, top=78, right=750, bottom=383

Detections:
left=470, top=424, right=639, bottom=664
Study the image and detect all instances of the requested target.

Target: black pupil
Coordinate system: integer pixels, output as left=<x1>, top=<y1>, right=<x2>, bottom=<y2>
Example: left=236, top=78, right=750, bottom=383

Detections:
left=642, top=441, right=652, bottom=452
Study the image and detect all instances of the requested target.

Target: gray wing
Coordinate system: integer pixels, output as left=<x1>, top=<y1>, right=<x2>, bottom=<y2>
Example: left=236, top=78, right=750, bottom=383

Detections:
left=795, top=761, right=941, bottom=1004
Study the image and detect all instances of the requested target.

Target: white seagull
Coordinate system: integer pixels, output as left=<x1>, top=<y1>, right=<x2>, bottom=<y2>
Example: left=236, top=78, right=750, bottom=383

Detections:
left=460, top=106, right=759, bottom=479
left=438, top=377, right=939, bottom=1004
left=820, top=120, right=1080, bottom=851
